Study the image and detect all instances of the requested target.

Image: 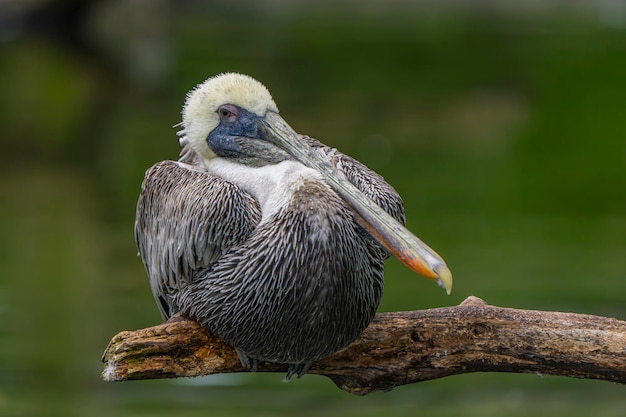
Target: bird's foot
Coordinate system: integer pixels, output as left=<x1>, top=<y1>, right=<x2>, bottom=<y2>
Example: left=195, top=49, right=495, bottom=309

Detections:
left=235, top=350, right=311, bottom=381
left=236, top=349, right=258, bottom=372
left=282, top=363, right=312, bottom=382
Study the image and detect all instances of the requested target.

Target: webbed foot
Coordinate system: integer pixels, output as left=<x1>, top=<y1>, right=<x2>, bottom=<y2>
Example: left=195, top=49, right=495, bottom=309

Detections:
left=236, top=349, right=258, bottom=372
left=283, top=363, right=312, bottom=382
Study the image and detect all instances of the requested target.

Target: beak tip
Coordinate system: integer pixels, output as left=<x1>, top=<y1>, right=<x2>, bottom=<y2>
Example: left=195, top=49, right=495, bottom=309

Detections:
left=435, top=264, right=453, bottom=295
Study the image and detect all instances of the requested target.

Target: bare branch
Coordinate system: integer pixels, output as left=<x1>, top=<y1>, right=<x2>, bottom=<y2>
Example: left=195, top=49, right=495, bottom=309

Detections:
left=102, top=296, right=626, bottom=395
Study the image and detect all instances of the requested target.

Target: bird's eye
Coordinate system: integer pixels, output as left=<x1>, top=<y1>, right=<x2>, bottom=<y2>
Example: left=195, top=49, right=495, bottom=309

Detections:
left=218, top=105, right=238, bottom=123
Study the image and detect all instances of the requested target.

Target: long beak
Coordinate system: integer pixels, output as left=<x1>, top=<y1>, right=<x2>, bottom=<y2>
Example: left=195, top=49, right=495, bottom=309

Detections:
left=258, top=111, right=453, bottom=294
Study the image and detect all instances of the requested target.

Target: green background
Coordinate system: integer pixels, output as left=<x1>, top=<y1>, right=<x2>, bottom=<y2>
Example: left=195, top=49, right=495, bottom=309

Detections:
left=1, top=2, right=625, bottom=416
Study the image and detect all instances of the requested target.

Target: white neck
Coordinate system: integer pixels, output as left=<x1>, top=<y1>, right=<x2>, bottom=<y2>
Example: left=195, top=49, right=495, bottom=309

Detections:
left=204, top=158, right=322, bottom=221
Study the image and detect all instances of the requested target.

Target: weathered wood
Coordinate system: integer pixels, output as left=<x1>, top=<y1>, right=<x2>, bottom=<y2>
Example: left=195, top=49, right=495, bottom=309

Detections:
left=102, top=296, right=626, bottom=395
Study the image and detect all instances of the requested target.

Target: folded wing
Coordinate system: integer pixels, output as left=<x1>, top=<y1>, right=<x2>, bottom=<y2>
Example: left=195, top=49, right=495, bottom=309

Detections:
left=134, top=160, right=262, bottom=319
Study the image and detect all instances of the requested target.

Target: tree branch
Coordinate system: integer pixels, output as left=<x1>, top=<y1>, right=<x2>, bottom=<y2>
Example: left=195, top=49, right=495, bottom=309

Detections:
left=101, top=296, right=626, bottom=395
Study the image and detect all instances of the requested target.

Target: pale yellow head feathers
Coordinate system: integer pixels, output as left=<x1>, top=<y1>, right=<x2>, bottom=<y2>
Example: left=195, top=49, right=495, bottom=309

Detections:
left=181, top=73, right=279, bottom=160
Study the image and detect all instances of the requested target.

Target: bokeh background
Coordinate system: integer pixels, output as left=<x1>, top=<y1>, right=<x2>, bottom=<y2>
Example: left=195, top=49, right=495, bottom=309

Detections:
left=1, top=1, right=625, bottom=416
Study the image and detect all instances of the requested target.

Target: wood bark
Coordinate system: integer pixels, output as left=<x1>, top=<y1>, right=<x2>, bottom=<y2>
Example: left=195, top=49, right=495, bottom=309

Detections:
left=101, top=296, right=626, bottom=395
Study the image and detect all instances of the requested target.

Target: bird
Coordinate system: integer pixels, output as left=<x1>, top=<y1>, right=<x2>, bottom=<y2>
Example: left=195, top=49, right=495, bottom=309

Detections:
left=135, top=73, right=452, bottom=380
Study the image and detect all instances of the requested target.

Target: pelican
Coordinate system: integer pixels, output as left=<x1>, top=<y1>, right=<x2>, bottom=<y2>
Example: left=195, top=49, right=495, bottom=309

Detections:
left=135, top=73, right=452, bottom=380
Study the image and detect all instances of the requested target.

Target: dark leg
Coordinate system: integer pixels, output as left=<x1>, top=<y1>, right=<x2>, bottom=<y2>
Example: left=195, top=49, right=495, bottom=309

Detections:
left=236, top=349, right=258, bottom=372
left=283, top=362, right=312, bottom=382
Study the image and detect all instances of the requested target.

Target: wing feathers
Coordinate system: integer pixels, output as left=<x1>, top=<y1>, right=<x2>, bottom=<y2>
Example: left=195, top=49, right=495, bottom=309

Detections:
left=135, top=160, right=261, bottom=319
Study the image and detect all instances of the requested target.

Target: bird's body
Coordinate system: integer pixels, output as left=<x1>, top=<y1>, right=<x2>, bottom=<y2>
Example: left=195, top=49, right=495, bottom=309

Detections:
left=136, top=136, right=403, bottom=373
left=135, top=73, right=451, bottom=378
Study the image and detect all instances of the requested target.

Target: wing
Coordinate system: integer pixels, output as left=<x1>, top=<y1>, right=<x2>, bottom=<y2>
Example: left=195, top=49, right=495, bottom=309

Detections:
left=134, top=160, right=261, bottom=320
left=300, top=135, right=405, bottom=225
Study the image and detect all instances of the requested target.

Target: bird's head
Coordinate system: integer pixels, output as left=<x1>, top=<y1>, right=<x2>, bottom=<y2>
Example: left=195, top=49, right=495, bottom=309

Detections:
left=178, top=73, right=453, bottom=294
left=181, top=73, right=290, bottom=166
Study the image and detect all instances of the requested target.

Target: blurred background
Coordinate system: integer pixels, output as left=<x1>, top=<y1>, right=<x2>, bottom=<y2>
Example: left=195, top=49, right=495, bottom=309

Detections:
left=1, top=0, right=625, bottom=416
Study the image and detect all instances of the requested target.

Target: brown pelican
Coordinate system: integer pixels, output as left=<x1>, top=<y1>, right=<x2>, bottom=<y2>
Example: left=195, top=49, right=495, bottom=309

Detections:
left=135, top=73, right=452, bottom=380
